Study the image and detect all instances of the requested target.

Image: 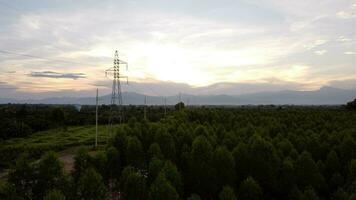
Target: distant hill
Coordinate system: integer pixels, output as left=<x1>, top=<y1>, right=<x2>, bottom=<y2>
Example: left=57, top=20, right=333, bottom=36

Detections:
left=1, top=87, right=355, bottom=105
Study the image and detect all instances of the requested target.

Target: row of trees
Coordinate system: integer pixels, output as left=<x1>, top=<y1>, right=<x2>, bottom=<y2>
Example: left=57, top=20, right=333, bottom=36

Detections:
left=0, top=104, right=173, bottom=140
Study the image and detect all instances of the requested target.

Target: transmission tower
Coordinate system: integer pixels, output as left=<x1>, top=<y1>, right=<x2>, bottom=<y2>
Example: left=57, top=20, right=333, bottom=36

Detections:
left=105, top=50, right=128, bottom=137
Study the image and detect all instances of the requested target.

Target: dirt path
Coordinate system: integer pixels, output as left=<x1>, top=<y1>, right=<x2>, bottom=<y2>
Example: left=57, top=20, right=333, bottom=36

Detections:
left=58, top=147, right=99, bottom=173
left=58, top=153, right=75, bottom=172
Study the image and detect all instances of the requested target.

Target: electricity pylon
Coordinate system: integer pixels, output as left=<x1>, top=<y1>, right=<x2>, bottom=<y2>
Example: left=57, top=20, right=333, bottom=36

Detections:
left=105, top=50, right=128, bottom=138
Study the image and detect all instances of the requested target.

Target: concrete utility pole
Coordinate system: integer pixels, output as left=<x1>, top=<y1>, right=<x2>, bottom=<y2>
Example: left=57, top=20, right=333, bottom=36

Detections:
left=179, top=92, right=182, bottom=110
left=164, top=97, right=167, bottom=117
left=144, top=95, right=147, bottom=120
left=95, top=88, right=99, bottom=148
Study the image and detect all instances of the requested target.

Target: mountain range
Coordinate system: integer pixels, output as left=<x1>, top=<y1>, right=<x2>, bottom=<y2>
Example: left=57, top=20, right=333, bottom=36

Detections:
left=1, top=86, right=355, bottom=105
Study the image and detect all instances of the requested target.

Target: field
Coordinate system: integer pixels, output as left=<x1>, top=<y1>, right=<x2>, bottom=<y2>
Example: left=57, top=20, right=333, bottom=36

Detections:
left=1, top=125, right=110, bottom=150
left=0, top=125, right=118, bottom=169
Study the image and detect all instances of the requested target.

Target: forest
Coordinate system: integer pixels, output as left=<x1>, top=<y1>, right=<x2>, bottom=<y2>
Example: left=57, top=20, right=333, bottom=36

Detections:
left=1, top=102, right=356, bottom=199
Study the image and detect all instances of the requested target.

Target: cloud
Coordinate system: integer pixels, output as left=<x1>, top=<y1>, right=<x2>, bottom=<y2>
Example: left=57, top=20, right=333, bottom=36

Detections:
left=336, top=11, right=356, bottom=19
left=0, top=0, right=355, bottom=93
left=314, top=50, right=327, bottom=55
left=337, top=36, right=352, bottom=42
left=0, top=81, right=18, bottom=91
left=304, top=39, right=328, bottom=50
left=344, top=51, right=356, bottom=55
left=29, top=71, right=86, bottom=79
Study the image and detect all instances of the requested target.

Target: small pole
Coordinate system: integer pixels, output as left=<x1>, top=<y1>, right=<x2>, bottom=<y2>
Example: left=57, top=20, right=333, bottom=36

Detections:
left=179, top=92, right=182, bottom=110
left=164, top=97, right=167, bottom=117
left=95, top=88, right=98, bottom=148
left=144, top=95, right=147, bottom=120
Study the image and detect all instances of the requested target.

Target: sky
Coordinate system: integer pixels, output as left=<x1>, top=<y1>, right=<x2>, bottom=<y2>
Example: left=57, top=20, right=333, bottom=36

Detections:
left=0, top=0, right=355, bottom=98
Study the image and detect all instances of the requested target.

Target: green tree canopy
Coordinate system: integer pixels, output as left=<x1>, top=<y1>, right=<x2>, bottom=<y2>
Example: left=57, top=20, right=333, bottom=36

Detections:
left=238, top=177, right=262, bottom=200
left=121, top=167, right=147, bottom=200
left=219, top=185, right=237, bottom=200
left=77, top=168, right=107, bottom=200
left=126, top=136, right=145, bottom=168
left=43, top=189, right=66, bottom=200
left=148, top=173, right=179, bottom=200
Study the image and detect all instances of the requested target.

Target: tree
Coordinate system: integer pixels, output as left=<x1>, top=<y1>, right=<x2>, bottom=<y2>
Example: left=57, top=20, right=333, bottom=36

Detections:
left=191, top=135, right=213, bottom=197
left=7, top=153, right=34, bottom=199
left=219, top=185, right=237, bottom=200
left=162, top=161, right=183, bottom=195
left=112, top=127, right=128, bottom=167
left=212, top=146, right=235, bottom=193
left=302, top=187, right=320, bottom=200
left=295, top=151, right=323, bottom=190
left=187, top=194, right=201, bottom=200
left=148, top=158, right=164, bottom=184
left=325, top=150, right=341, bottom=177
left=155, top=128, right=176, bottom=161
left=51, top=108, right=65, bottom=128
left=238, top=177, right=262, bottom=200
left=278, top=158, right=296, bottom=197
left=77, top=168, right=107, bottom=200
left=92, top=151, right=108, bottom=181
left=122, top=168, right=146, bottom=200
left=0, top=181, right=23, bottom=200
left=34, top=151, right=64, bottom=199
left=73, top=147, right=90, bottom=181
left=175, top=102, right=185, bottom=111
left=340, top=136, right=356, bottom=165
left=245, top=135, right=280, bottom=195
left=346, top=99, right=356, bottom=110
left=106, top=147, right=120, bottom=179
left=126, top=136, right=145, bottom=168
left=149, top=173, right=179, bottom=200
left=148, top=143, right=163, bottom=160
left=331, top=187, right=348, bottom=200
left=44, top=189, right=66, bottom=200
left=232, top=142, right=249, bottom=183
left=349, top=159, right=356, bottom=181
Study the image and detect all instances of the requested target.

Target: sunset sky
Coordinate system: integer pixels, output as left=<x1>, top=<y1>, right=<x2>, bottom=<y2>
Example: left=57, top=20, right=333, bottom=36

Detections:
left=0, top=0, right=355, bottom=98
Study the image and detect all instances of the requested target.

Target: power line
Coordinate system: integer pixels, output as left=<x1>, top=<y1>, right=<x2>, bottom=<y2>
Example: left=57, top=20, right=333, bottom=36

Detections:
left=0, top=49, right=96, bottom=66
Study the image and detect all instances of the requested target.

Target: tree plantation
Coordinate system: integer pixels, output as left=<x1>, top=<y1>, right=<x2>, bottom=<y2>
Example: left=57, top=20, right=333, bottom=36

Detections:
left=1, top=104, right=356, bottom=199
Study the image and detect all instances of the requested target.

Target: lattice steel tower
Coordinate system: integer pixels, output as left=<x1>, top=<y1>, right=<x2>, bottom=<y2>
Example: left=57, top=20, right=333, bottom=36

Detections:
left=105, top=50, right=128, bottom=137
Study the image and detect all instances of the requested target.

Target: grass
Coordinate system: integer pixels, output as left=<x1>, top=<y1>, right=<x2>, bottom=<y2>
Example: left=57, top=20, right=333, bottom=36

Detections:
left=1, top=125, right=113, bottom=149
left=0, top=125, right=118, bottom=168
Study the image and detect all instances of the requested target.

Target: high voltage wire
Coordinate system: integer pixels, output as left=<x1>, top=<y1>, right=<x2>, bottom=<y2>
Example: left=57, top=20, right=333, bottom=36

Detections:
left=0, top=49, right=97, bottom=66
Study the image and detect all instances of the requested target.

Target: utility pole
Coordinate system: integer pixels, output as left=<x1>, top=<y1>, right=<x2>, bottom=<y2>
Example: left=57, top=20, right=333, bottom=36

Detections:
left=144, top=95, right=147, bottom=120
left=164, top=97, right=167, bottom=117
left=95, top=88, right=98, bottom=148
left=179, top=92, right=182, bottom=110
left=105, top=50, right=128, bottom=138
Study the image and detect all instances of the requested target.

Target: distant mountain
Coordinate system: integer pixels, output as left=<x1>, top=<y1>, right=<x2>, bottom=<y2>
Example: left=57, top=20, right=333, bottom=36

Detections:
left=1, top=87, right=355, bottom=105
